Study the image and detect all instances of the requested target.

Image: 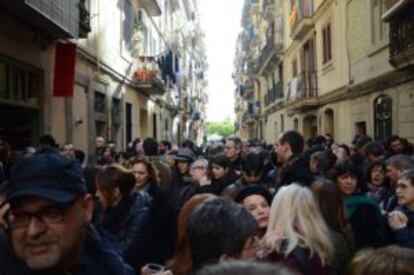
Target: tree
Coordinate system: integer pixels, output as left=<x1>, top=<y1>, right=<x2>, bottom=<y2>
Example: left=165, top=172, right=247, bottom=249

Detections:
left=206, top=120, right=235, bottom=138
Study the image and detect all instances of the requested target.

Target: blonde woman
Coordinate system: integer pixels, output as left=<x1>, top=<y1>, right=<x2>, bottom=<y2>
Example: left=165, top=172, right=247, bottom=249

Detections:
left=261, top=183, right=334, bottom=275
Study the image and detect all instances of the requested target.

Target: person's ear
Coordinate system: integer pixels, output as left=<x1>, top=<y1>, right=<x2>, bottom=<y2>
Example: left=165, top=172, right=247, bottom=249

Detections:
left=82, top=194, right=94, bottom=222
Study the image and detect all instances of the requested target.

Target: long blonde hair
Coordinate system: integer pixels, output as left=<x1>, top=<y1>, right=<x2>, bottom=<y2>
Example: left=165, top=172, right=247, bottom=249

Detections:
left=264, top=183, right=334, bottom=265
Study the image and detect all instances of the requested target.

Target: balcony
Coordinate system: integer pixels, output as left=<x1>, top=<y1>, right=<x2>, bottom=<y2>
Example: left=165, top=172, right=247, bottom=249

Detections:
left=286, top=71, right=321, bottom=112
left=242, top=112, right=255, bottom=124
left=290, top=0, right=314, bottom=40
left=262, top=0, right=275, bottom=21
left=242, top=101, right=255, bottom=124
left=79, top=0, right=91, bottom=38
left=257, top=22, right=283, bottom=74
left=134, top=56, right=166, bottom=95
left=387, top=3, right=414, bottom=67
left=245, top=24, right=261, bottom=48
left=242, top=80, right=255, bottom=99
left=139, top=0, right=161, bottom=17
left=264, top=82, right=283, bottom=107
left=0, top=0, right=81, bottom=39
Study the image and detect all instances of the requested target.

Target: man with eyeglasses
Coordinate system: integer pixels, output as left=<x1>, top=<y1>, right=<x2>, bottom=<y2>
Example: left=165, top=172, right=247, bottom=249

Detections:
left=0, top=150, right=134, bottom=274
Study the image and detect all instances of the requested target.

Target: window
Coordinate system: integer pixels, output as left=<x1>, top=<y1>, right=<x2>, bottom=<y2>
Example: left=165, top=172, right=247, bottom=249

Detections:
left=292, top=59, right=298, bottom=77
left=322, top=23, right=332, bottom=64
left=123, top=0, right=134, bottom=52
left=125, top=103, right=132, bottom=143
left=112, top=98, right=121, bottom=125
left=355, top=122, right=367, bottom=136
left=371, top=0, right=387, bottom=45
left=94, top=92, right=106, bottom=113
left=153, top=113, right=157, bottom=139
left=0, top=60, right=41, bottom=103
left=374, top=95, right=392, bottom=140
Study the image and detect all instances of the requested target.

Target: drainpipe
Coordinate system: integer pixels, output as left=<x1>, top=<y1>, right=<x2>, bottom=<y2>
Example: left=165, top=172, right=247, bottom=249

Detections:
left=96, top=0, right=101, bottom=76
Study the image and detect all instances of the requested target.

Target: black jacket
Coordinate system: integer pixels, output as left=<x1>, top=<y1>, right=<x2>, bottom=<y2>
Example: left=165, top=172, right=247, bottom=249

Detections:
left=391, top=206, right=414, bottom=249
left=0, top=225, right=135, bottom=275
left=144, top=182, right=176, bottom=265
left=101, top=192, right=150, bottom=270
left=277, top=154, right=314, bottom=189
left=211, top=171, right=239, bottom=195
left=345, top=195, right=385, bottom=250
left=167, top=170, right=194, bottom=212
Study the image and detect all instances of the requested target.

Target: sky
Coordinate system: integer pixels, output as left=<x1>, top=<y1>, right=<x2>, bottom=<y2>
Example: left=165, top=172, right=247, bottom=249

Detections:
left=198, top=0, right=244, bottom=122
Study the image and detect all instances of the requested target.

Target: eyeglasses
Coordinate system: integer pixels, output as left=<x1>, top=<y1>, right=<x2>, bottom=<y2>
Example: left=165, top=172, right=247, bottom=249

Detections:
left=6, top=206, right=70, bottom=229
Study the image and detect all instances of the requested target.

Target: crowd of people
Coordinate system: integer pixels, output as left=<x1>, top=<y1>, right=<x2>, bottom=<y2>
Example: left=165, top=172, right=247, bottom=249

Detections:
left=0, top=131, right=413, bottom=275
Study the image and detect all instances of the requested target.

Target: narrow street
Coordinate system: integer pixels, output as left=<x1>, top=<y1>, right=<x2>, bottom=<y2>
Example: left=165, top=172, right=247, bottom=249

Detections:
left=0, top=1, right=414, bottom=275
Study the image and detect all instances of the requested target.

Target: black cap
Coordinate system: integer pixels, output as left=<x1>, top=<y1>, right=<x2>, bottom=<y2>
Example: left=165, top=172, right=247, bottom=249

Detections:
left=175, top=148, right=195, bottom=163
left=235, top=185, right=273, bottom=206
left=6, top=151, right=86, bottom=205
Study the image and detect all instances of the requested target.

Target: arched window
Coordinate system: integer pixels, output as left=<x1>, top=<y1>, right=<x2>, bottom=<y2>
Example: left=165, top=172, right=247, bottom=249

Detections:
left=374, top=94, right=392, bottom=141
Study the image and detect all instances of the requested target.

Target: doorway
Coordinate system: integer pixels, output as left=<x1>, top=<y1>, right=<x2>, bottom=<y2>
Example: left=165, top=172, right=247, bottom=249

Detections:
left=0, top=104, right=38, bottom=150
left=303, top=115, right=318, bottom=138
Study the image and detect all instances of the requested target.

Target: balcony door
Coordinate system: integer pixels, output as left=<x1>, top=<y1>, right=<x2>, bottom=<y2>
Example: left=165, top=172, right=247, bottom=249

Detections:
left=301, top=38, right=317, bottom=97
left=374, top=94, right=392, bottom=141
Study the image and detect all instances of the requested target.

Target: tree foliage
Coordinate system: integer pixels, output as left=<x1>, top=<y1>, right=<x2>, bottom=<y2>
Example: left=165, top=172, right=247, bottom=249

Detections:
left=206, top=120, right=235, bottom=138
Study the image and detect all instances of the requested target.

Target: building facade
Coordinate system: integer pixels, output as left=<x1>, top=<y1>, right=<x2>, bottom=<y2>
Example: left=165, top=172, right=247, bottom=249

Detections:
left=234, top=0, right=414, bottom=144
left=0, top=0, right=207, bottom=155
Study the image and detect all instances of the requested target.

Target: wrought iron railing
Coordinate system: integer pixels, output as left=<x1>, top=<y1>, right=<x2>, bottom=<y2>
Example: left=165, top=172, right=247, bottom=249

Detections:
left=290, top=0, right=313, bottom=35
left=265, top=82, right=283, bottom=107
left=389, top=5, right=414, bottom=62
left=287, top=71, right=317, bottom=101
left=79, top=0, right=91, bottom=38
left=258, top=23, right=283, bottom=70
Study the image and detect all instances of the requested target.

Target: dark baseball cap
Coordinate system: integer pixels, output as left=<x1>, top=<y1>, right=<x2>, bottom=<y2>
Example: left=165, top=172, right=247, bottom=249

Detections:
left=175, top=148, right=195, bottom=163
left=6, top=151, right=86, bottom=205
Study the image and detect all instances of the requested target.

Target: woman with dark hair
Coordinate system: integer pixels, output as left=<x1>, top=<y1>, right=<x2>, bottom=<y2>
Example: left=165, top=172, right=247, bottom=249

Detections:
left=365, top=161, right=390, bottom=206
left=98, top=146, right=116, bottom=165
left=328, top=160, right=384, bottom=250
left=130, top=158, right=176, bottom=266
left=95, top=164, right=150, bottom=271
left=311, top=179, right=354, bottom=275
left=168, top=194, right=216, bottom=275
left=235, top=186, right=272, bottom=237
left=168, top=149, right=194, bottom=210
left=333, top=144, right=350, bottom=164
left=209, top=154, right=238, bottom=195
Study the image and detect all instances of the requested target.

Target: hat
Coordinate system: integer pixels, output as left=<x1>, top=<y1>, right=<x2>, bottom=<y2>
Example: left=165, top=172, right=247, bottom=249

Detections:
left=6, top=151, right=86, bottom=205
left=175, top=148, right=195, bottom=163
left=235, top=185, right=273, bottom=206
